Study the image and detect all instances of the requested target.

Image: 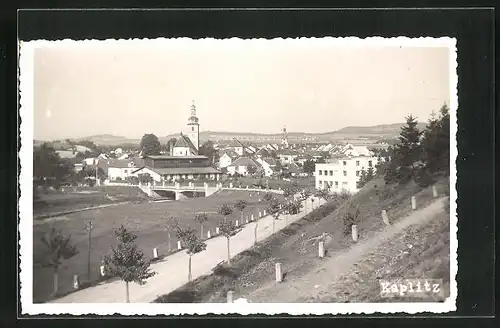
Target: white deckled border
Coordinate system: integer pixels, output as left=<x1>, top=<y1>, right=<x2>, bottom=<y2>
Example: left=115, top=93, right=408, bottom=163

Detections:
left=19, top=36, right=458, bottom=316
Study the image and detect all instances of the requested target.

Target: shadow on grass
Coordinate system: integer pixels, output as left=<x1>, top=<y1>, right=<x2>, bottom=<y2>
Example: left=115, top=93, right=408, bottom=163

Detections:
left=153, top=288, right=201, bottom=303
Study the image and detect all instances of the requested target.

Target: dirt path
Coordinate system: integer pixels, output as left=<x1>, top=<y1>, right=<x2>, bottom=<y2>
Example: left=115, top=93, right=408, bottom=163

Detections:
left=49, top=197, right=324, bottom=303
left=247, top=197, right=448, bottom=302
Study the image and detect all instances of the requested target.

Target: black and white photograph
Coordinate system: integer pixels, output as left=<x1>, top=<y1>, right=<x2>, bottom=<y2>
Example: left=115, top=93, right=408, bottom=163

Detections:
left=19, top=36, right=457, bottom=315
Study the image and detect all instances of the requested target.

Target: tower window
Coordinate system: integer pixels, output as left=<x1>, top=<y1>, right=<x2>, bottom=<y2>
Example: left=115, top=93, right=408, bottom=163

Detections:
left=192, top=127, right=194, bottom=131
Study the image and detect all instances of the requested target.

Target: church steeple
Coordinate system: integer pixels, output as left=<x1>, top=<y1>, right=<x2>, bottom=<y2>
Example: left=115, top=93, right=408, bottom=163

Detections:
left=185, top=100, right=200, bottom=153
left=188, top=100, right=199, bottom=124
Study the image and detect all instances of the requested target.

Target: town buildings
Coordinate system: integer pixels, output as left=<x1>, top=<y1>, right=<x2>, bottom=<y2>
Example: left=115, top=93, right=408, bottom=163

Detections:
left=314, top=155, right=379, bottom=194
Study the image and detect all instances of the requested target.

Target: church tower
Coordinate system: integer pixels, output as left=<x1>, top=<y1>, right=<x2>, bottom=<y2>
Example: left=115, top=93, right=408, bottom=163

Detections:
left=281, top=126, right=289, bottom=148
left=185, top=100, right=200, bottom=153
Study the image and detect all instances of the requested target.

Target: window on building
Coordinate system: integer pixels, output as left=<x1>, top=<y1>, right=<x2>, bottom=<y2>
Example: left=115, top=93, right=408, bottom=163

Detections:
left=356, top=171, right=360, bottom=176
left=319, top=180, right=323, bottom=185
left=335, top=181, right=339, bottom=187
left=319, top=170, right=322, bottom=175
left=343, top=181, right=348, bottom=185
left=368, top=160, right=373, bottom=167
left=343, top=170, right=347, bottom=176
left=329, top=170, right=333, bottom=176
left=124, top=170, right=127, bottom=174
left=343, top=161, right=347, bottom=165
left=356, top=161, right=360, bottom=166
left=324, top=170, right=328, bottom=175
left=192, top=127, right=194, bottom=131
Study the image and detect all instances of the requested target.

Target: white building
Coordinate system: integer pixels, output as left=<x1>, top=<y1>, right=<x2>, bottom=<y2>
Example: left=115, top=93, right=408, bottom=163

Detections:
left=226, top=157, right=261, bottom=176
left=315, top=156, right=378, bottom=194
left=219, top=150, right=239, bottom=168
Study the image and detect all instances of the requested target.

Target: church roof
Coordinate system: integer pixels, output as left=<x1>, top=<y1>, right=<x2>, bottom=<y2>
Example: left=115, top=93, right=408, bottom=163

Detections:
left=174, top=134, right=198, bottom=152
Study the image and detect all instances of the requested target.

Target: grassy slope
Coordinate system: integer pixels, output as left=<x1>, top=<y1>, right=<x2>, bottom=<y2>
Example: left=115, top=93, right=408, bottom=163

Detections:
left=34, top=186, right=150, bottom=217
left=33, top=190, right=282, bottom=303
left=155, top=177, right=450, bottom=303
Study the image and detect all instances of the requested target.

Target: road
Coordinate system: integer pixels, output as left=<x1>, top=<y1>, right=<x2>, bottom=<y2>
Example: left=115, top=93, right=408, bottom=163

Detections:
left=50, top=196, right=324, bottom=303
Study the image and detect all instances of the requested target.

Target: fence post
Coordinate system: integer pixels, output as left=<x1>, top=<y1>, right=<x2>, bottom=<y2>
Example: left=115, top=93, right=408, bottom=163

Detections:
left=227, top=291, right=233, bottom=303
left=100, top=264, right=106, bottom=277
left=275, top=263, right=283, bottom=282
left=251, top=214, right=254, bottom=221
left=216, top=227, right=220, bottom=235
left=411, top=196, right=417, bottom=210
left=432, top=185, right=438, bottom=197
left=177, top=241, right=182, bottom=250
left=235, top=220, right=239, bottom=227
left=382, top=210, right=390, bottom=225
left=207, top=230, right=211, bottom=239
left=153, top=248, right=158, bottom=259
left=352, top=224, right=358, bottom=242
left=73, top=275, right=80, bottom=290
left=318, top=241, right=325, bottom=258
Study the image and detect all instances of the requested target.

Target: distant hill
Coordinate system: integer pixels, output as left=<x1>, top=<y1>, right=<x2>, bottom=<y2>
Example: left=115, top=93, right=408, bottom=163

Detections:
left=59, top=122, right=427, bottom=147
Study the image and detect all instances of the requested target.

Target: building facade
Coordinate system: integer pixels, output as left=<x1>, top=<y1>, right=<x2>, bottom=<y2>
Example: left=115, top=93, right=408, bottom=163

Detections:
left=132, top=155, right=221, bottom=182
left=315, top=156, right=378, bottom=194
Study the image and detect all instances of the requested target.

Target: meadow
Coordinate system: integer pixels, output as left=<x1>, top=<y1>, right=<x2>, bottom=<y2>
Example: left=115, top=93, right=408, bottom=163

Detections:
left=33, top=189, right=283, bottom=303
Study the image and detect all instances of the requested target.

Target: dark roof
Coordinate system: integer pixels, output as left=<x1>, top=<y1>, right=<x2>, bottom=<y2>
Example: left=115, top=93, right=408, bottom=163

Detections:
left=221, top=150, right=239, bottom=158
left=262, top=157, right=278, bottom=166
left=228, top=156, right=261, bottom=168
left=135, top=166, right=220, bottom=175
left=106, top=158, right=144, bottom=168
left=144, top=155, right=208, bottom=160
left=228, top=138, right=245, bottom=148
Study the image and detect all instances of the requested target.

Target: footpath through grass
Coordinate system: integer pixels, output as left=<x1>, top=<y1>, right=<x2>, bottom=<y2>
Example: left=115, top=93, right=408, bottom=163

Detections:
left=154, top=177, right=450, bottom=303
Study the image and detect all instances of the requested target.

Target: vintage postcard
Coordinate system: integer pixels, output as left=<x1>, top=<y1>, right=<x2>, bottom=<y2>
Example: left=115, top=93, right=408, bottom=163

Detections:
left=19, top=36, right=457, bottom=315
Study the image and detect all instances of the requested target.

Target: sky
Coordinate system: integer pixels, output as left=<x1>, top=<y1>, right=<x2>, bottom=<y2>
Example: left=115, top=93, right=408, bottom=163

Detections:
left=32, top=39, right=451, bottom=141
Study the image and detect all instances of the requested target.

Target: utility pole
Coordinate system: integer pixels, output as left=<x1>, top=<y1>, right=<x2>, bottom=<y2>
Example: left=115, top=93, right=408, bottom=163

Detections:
left=85, top=220, right=93, bottom=280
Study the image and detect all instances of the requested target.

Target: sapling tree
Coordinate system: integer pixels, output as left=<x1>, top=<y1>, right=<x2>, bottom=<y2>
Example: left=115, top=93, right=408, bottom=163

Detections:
left=219, top=219, right=241, bottom=265
left=217, top=204, right=233, bottom=221
left=163, top=216, right=179, bottom=253
left=234, top=199, right=248, bottom=224
left=38, top=228, right=79, bottom=296
left=300, top=189, right=312, bottom=211
left=342, top=200, right=361, bottom=236
left=267, top=198, right=284, bottom=234
left=195, top=212, right=209, bottom=238
left=103, top=225, right=156, bottom=303
left=175, top=226, right=207, bottom=282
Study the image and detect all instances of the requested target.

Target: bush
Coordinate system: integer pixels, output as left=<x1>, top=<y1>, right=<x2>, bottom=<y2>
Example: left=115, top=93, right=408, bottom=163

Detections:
left=413, top=167, right=435, bottom=188
left=342, top=201, right=361, bottom=236
left=397, top=166, right=413, bottom=185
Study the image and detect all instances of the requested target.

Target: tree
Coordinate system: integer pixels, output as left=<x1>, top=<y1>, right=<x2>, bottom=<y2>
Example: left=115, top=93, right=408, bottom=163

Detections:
left=195, top=213, right=209, bottom=239
left=164, top=216, right=179, bottom=253
left=198, top=141, right=217, bottom=165
left=175, top=226, right=206, bottom=282
left=216, top=205, right=241, bottom=266
left=342, top=200, right=361, bottom=236
left=247, top=165, right=257, bottom=176
left=421, top=104, right=450, bottom=175
left=140, top=134, right=161, bottom=156
left=302, top=159, right=315, bottom=174
left=37, top=228, right=79, bottom=296
left=138, top=173, right=153, bottom=185
left=357, top=168, right=368, bottom=189
left=393, top=115, right=423, bottom=183
left=234, top=200, right=248, bottom=224
left=262, top=192, right=275, bottom=204
left=33, top=143, right=74, bottom=188
left=314, top=187, right=332, bottom=202
left=103, top=226, right=156, bottom=303
left=166, top=138, right=178, bottom=154
left=267, top=198, right=283, bottom=233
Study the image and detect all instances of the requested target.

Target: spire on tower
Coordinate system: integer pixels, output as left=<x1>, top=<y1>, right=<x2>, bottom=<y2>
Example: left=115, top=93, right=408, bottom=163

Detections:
left=190, top=100, right=196, bottom=117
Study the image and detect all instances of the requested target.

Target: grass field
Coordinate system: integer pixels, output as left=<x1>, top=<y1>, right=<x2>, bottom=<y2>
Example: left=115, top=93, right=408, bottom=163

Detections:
left=34, top=186, right=150, bottom=217
left=32, top=189, right=283, bottom=303
left=154, top=177, right=450, bottom=303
